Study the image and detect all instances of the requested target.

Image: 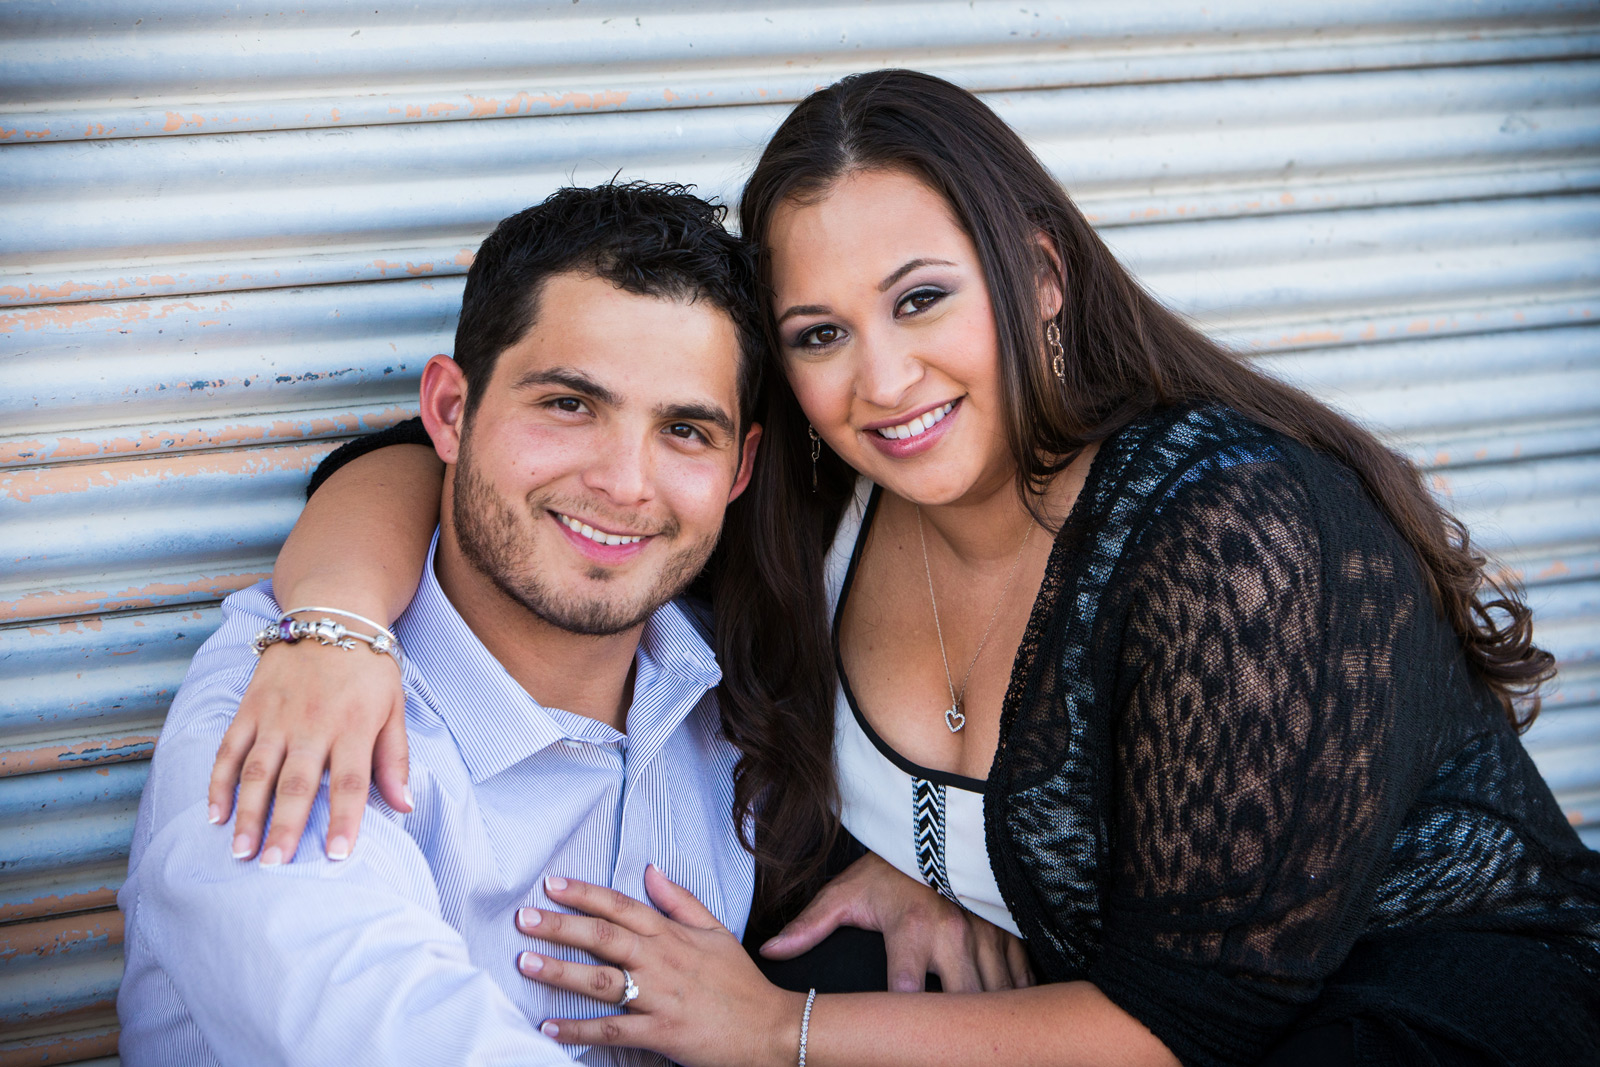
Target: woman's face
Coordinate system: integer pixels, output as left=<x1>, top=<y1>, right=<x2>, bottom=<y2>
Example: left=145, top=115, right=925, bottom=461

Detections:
left=766, top=167, right=1017, bottom=508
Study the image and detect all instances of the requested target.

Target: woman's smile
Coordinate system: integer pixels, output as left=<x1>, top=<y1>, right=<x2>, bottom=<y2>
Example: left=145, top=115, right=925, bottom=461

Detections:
left=863, top=397, right=962, bottom=458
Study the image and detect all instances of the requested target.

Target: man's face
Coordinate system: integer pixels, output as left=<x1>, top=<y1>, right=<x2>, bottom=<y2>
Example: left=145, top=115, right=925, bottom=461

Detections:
left=431, top=271, right=758, bottom=636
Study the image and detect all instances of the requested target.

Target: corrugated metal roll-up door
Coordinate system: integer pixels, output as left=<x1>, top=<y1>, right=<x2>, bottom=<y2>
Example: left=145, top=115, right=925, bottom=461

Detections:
left=3, top=1, right=1598, bottom=1060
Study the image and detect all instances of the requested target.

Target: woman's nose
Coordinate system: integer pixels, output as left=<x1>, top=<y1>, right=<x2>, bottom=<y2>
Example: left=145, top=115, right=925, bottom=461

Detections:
left=853, top=334, right=925, bottom=410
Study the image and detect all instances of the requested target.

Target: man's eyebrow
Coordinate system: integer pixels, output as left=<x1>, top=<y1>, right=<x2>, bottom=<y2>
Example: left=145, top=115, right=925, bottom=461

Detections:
left=877, top=257, right=957, bottom=292
left=511, top=367, right=621, bottom=407
left=656, top=400, right=736, bottom=440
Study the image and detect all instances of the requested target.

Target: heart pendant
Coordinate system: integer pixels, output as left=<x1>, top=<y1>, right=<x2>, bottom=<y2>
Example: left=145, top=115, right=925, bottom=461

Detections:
left=944, top=704, right=966, bottom=733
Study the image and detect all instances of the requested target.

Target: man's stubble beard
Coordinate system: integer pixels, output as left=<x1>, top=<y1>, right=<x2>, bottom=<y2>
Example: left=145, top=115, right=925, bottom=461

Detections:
left=451, top=434, right=719, bottom=637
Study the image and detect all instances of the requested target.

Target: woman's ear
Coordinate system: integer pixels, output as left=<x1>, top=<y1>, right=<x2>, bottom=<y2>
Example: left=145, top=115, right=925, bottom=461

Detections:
left=418, top=354, right=469, bottom=465
left=1035, top=232, right=1065, bottom=321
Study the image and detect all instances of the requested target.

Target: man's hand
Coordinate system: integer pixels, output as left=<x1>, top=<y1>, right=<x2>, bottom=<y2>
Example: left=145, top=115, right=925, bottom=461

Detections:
left=208, top=637, right=410, bottom=864
left=759, top=852, right=1034, bottom=992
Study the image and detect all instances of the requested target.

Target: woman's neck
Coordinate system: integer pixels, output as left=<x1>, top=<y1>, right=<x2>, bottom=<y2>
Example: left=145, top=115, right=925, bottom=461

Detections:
left=889, top=445, right=1097, bottom=567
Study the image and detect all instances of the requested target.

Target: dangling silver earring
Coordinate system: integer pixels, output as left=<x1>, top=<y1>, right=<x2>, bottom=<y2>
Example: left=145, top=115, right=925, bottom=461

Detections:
left=1047, top=321, right=1065, bottom=382
left=808, top=425, right=821, bottom=492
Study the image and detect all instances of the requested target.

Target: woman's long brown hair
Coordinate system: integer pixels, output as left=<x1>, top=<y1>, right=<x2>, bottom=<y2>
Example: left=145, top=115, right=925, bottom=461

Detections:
left=711, top=69, right=1555, bottom=921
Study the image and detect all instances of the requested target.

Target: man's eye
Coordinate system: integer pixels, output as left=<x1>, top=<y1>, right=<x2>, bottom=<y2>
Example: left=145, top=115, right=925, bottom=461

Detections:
left=897, top=288, right=944, bottom=316
left=798, top=323, right=843, bottom=347
left=551, top=397, right=586, bottom=413
left=667, top=423, right=706, bottom=442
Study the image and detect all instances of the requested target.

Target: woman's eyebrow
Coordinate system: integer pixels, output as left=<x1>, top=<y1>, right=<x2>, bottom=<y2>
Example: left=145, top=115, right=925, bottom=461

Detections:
left=877, top=257, right=956, bottom=292
left=776, top=258, right=959, bottom=324
left=776, top=303, right=830, bottom=325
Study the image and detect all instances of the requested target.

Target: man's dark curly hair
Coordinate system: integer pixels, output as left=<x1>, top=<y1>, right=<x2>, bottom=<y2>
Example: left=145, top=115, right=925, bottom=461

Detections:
left=453, top=181, right=762, bottom=432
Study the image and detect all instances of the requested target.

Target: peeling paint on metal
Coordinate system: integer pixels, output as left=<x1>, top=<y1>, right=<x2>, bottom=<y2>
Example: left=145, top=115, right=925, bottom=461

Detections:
left=0, top=570, right=272, bottom=623
left=0, top=736, right=158, bottom=778
left=0, top=297, right=208, bottom=335
left=0, top=910, right=123, bottom=964
left=0, top=887, right=118, bottom=925
left=0, top=443, right=327, bottom=504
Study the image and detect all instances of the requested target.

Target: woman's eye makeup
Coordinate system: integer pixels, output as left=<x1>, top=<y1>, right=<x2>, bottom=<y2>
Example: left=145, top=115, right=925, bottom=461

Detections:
left=796, top=323, right=843, bottom=348
left=896, top=286, right=946, bottom=316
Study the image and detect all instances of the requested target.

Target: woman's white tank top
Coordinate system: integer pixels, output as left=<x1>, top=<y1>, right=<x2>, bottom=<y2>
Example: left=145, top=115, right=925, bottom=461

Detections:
left=825, top=478, right=1021, bottom=938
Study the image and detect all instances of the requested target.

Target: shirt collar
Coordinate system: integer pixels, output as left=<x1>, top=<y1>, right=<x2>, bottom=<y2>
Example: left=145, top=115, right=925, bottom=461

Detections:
left=394, top=531, right=721, bottom=784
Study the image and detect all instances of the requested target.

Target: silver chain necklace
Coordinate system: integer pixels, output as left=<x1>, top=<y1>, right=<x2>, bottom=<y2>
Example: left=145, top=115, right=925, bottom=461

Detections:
left=916, top=506, right=1034, bottom=733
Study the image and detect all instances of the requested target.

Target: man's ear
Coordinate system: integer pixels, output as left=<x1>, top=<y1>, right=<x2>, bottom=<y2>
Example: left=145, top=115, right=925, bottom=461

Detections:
left=1035, top=232, right=1064, bottom=321
left=728, top=423, right=763, bottom=503
left=419, top=354, right=469, bottom=464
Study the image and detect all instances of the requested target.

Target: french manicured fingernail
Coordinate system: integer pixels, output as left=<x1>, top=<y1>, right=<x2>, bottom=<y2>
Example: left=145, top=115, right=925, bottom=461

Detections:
left=519, top=951, right=543, bottom=975
left=327, top=836, right=351, bottom=861
left=208, top=803, right=223, bottom=825
left=403, top=784, right=414, bottom=809
left=541, top=1022, right=559, bottom=1038
left=518, top=908, right=540, bottom=929
left=231, top=834, right=251, bottom=859
left=260, top=846, right=284, bottom=867
left=545, top=875, right=567, bottom=892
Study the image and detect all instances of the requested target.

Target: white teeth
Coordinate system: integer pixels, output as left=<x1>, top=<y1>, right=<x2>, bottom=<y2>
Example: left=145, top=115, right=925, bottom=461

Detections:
left=876, top=402, right=954, bottom=441
left=557, top=513, right=644, bottom=545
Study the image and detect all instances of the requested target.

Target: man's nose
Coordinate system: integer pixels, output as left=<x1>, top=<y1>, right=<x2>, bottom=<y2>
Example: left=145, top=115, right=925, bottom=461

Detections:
left=581, top=427, right=654, bottom=506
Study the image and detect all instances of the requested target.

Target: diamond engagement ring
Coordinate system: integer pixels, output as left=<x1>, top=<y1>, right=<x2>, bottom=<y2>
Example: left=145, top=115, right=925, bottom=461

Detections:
left=617, top=968, right=640, bottom=1008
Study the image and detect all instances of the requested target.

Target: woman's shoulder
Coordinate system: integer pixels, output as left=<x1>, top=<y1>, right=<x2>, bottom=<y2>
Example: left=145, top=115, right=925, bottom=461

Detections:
left=1090, top=404, right=1312, bottom=520
left=1087, top=403, right=1396, bottom=586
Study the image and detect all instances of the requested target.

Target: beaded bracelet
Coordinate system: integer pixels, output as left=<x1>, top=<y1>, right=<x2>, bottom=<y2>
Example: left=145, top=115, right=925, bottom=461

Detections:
left=250, top=606, right=402, bottom=665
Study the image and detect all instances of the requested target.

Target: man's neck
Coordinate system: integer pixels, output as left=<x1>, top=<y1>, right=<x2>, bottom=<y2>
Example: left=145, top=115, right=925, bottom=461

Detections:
left=432, top=525, right=644, bottom=733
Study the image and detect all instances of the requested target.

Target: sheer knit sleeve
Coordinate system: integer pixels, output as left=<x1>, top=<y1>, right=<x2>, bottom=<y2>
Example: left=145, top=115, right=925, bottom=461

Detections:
left=1086, top=455, right=1429, bottom=1067
left=305, top=417, right=430, bottom=499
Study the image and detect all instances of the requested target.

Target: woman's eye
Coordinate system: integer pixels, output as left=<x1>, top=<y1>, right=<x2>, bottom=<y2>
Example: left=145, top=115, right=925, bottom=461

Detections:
left=897, top=287, right=944, bottom=316
left=797, top=323, right=843, bottom=347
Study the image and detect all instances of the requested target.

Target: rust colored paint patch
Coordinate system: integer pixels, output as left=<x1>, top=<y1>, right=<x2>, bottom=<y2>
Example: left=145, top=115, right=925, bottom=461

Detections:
left=1537, top=560, right=1572, bottom=580
left=0, top=297, right=204, bottom=335
left=0, top=568, right=272, bottom=623
left=163, top=111, right=184, bottom=132
left=426, top=101, right=462, bottom=117
left=0, top=735, right=158, bottom=778
left=0, top=909, right=124, bottom=964
left=0, top=887, right=117, bottom=926
left=0, top=441, right=330, bottom=503
left=405, top=261, right=434, bottom=275
left=454, top=249, right=475, bottom=266
left=531, top=89, right=630, bottom=110
left=22, top=129, right=51, bottom=139
left=0, top=128, right=15, bottom=140
left=0, top=1024, right=120, bottom=1066
left=467, top=94, right=501, bottom=118
left=331, top=107, right=343, bottom=122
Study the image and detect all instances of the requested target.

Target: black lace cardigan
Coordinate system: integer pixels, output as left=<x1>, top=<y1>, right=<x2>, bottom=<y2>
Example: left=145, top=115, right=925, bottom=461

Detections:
left=985, top=405, right=1600, bottom=1065
left=312, top=407, right=1600, bottom=1066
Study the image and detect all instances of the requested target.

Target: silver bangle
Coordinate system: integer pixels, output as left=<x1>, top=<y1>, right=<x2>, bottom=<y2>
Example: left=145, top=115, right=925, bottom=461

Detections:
left=798, top=987, right=816, bottom=1067
left=283, top=606, right=400, bottom=649
left=250, top=607, right=402, bottom=665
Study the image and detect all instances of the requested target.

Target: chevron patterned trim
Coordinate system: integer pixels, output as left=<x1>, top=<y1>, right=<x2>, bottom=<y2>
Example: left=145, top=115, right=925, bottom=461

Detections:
left=912, top=776, right=958, bottom=905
